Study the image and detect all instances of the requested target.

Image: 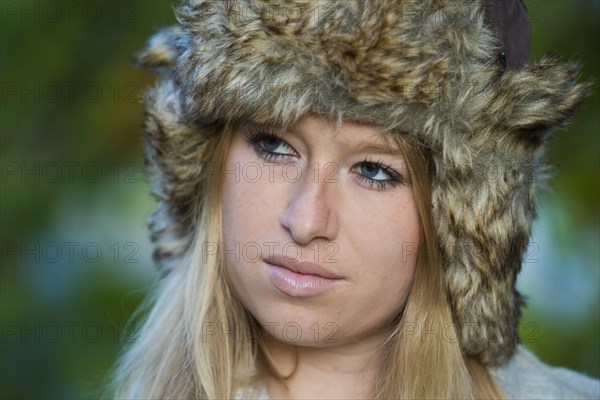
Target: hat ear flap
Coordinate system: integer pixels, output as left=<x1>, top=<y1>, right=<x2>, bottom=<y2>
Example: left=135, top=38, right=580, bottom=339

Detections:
left=483, top=55, right=593, bottom=153
left=134, top=26, right=187, bottom=71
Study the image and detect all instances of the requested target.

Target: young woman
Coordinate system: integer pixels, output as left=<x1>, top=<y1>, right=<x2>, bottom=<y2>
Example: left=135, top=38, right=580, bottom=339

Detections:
left=109, top=0, right=597, bottom=398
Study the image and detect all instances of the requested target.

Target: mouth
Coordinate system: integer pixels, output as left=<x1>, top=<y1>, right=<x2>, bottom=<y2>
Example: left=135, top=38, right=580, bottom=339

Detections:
left=265, top=255, right=344, bottom=279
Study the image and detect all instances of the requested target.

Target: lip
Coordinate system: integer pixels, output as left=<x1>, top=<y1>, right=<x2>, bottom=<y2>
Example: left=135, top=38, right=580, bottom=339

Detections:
left=267, top=255, right=343, bottom=279
left=265, top=255, right=344, bottom=297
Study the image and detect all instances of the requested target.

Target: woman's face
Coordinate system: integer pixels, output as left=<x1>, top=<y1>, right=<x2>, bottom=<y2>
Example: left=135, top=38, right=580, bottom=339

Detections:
left=222, top=115, right=420, bottom=346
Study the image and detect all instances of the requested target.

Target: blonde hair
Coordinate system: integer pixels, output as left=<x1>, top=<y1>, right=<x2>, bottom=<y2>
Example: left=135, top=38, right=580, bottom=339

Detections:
left=374, top=134, right=504, bottom=399
left=105, top=123, right=504, bottom=399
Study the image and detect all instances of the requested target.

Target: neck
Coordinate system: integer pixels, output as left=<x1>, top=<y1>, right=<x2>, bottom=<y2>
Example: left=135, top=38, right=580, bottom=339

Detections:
left=260, top=330, right=386, bottom=399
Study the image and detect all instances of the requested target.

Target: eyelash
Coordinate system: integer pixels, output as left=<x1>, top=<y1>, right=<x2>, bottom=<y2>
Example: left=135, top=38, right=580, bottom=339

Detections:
left=242, top=128, right=405, bottom=190
left=242, top=128, right=294, bottom=163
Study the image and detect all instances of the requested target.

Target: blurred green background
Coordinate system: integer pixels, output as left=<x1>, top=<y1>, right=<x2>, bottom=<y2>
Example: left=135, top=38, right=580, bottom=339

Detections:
left=1, top=1, right=598, bottom=398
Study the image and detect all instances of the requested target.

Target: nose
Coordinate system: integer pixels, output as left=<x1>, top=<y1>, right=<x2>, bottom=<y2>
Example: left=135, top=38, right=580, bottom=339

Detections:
left=279, top=164, right=339, bottom=245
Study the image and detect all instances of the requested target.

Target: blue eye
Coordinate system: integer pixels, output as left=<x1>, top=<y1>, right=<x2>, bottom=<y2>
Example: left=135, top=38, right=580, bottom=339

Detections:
left=354, top=159, right=405, bottom=190
left=242, top=129, right=296, bottom=162
left=261, top=136, right=293, bottom=155
left=360, top=163, right=390, bottom=180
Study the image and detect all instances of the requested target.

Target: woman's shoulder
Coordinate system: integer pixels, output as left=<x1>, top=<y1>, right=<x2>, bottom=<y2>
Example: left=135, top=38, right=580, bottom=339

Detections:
left=489, top=345, right=600, bottom=399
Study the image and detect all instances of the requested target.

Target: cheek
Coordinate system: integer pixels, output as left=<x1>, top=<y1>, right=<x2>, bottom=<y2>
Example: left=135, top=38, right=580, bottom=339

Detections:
left=222, top=146, right=275, bottom=245
left=346, top=199, right=421, bottom=310
left=351, top=196, right=420, bottom=268
left=221, top=139, right=283, bottom=305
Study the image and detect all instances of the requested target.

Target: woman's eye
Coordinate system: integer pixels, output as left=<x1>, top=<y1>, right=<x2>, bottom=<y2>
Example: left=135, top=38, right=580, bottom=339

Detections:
left=355, top=161, right=405, bottom=191
left=360, top=163, right=391, bottom=181
left=242, top=129, right=296, bottom=162
left=261, top=136, right=294, bottom=155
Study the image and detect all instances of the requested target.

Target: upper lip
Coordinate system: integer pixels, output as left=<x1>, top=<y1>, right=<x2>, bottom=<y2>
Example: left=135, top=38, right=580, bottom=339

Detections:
left=265, top=255, right=343, bottom=280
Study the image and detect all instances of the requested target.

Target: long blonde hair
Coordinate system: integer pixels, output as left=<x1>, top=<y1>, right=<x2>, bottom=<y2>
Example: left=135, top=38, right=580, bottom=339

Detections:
left=105, top=123, right=504, bottom=399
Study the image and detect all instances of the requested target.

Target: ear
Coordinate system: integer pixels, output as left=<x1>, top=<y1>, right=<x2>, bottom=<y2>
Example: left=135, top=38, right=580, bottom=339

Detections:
left=483, top=54, right=593, bottom=151
left=134, top=26, right=187, bottom=71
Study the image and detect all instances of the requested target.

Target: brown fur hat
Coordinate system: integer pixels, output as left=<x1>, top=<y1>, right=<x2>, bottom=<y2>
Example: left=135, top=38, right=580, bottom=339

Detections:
left=136, top=0, right=592, bottom=366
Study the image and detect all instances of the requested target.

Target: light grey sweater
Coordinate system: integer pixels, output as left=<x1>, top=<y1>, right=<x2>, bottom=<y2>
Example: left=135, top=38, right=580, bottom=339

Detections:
left=489, top=345, right=599, bottom=399
left=235, top=346, right=599, bottom=399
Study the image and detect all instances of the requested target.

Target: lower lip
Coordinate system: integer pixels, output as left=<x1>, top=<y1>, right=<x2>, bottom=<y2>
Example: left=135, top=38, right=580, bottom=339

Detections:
left=266, top=263, right=342, bottom=297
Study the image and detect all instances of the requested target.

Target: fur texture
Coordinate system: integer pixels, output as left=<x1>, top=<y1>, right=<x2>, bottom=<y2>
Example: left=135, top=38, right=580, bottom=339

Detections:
left=136, top=0, right=592, bottom=366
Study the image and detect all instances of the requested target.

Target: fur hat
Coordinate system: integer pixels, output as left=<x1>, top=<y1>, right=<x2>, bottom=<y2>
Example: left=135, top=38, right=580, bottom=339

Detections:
left=136, top=0, right=591, bottom=366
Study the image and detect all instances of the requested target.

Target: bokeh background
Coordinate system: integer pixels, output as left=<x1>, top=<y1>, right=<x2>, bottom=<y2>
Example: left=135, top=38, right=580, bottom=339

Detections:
left=1, top=1, right=598, bottom=398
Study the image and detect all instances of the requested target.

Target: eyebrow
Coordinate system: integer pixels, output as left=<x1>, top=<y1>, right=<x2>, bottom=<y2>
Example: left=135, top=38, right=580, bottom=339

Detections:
left=288, top=124, right=403, bottom=156
left=350, top=141, right=404, bottom=156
